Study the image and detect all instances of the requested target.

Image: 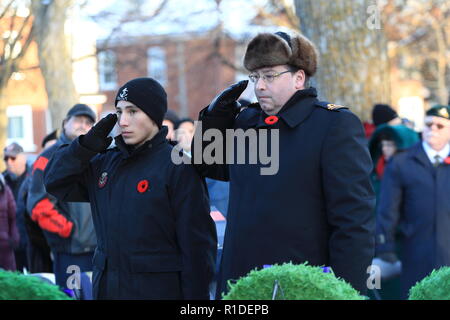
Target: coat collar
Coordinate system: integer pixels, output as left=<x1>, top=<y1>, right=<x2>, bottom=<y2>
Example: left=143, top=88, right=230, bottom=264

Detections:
left=115, top=126, right=168, bottom=159
left=58, top=132, right=73, bottom=145
left=410, top=142, right=435, bottom=168
left=255, top=87, right=318, bottom=129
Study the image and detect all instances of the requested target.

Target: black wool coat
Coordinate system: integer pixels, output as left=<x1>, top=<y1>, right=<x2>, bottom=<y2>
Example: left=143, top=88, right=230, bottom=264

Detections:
left=192, top=88, right=375, bottom=297
left=44, top=128, right=217, bottom=300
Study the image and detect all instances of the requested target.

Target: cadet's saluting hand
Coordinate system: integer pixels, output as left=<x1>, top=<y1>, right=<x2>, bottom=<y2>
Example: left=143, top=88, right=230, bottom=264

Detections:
left=80, top=113, right=118, bottom=152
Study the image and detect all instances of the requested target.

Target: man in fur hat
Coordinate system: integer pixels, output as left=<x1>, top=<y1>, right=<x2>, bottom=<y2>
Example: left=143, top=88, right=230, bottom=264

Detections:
left=192, top=31, right=375, bottom=298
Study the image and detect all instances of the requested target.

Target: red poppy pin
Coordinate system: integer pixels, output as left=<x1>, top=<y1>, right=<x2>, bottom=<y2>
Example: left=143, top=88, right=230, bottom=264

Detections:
left=98, top=172, right=108, bottom=188
left=444, top=157, right=450, bottom=165
left=265, top=115, right=279, bottom=125
left=137, top=180, right=149, bottom=193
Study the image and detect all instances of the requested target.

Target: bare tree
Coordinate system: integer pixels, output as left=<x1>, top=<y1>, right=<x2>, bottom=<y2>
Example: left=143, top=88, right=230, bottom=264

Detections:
left=31, top=0, right=78, bottom=130
left=295, top=0, right=391, bottom=121
left=0, top=0, right=34, bottom=164
left=383, top=0, right=450, bottom=105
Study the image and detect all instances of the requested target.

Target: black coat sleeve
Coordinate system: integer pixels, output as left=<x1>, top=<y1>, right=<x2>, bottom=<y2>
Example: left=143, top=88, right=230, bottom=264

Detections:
left=44, top=138, right=98, bottom=203
left=191, top=106, right=236, bottom=181
left=168, top=162, right=217, bottom=299
left=320, top=110, right=376, bottom=295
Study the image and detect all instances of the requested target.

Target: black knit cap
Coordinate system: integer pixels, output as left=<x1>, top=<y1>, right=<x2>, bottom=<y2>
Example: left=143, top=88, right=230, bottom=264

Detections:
left=115, top=77, right=167, bottom=128
left=41, top=129, right=59, bottom=148
left=372, top=104, right=398, bottom=126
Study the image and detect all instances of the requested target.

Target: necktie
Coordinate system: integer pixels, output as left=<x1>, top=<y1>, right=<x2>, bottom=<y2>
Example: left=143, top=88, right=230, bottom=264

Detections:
left=433, top=155, right=442, bottom=167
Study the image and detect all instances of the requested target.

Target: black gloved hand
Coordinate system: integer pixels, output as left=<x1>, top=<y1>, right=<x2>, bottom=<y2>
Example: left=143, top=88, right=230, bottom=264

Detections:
left=80, top=113, right=118, bottom=153
left=377, top=252, right=399, bottom=263
left=207, top=80, right=249, bottom=116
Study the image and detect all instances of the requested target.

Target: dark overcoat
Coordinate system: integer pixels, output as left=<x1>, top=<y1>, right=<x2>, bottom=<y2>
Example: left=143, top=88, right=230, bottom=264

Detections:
left=376, top=142, right=450, bottom=298
left=44, top=128, right=217, bottom=300
left=192, top=87, right=376, bottom=297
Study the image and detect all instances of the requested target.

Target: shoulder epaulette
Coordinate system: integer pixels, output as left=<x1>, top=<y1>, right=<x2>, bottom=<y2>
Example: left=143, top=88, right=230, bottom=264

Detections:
left=315, top=101, right=349, bottom=111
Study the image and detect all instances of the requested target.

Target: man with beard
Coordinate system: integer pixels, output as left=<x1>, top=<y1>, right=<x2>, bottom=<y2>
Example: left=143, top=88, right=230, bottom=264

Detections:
left=376, top=105, right=450, bottom=299
left=27, top=104, right=97, bottom=295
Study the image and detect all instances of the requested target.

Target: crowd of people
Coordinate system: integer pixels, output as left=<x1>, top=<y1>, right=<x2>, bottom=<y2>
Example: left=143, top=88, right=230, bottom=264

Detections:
left=0, top=30, right=449, bottom=300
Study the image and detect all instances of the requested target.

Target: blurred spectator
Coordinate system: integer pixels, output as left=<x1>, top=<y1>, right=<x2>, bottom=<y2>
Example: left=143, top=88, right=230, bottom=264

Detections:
left=3, top=142, right=30, bottom=272
left=0, top=174, right=19, bottom=271
left=41, top=130, right=58, bottom=150
left=19, top=130, right=59, bottom=273
left=372, top=104, right=402, bottom=127
left=376, top=105, right=450, bottom=299
left=3, top=143, right=29, bottom=195
left=369, top=124, right=420, bottom=192
left=163, top=109, right=180, bottom=142
left=27, top=104, right=97, bottom=293
left=175, top=118, right=195, bottom=154
left=368, top=123, right=419, bottom=299
left=363, top=121, right=376, bottom=140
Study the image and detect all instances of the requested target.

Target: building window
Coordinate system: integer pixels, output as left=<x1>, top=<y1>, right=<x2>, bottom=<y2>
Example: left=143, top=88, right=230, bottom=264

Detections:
left=7, top=105, right=35, bottom=152
left=7, top=116, right=24, bottom=139
left=147, top=47, right=167, bottom=87
left=98, top=50, right=117, bottom=91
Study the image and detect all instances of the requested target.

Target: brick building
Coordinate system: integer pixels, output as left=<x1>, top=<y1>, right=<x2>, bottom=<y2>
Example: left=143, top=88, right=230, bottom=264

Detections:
left=97, top=32, right=254, bottom=119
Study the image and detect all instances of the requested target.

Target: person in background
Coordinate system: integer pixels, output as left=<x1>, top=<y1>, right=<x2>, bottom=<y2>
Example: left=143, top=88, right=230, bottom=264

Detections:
left=368, top=123, right=419, bottom=300
left=175, top=118, right=195, bottom=154
left=376, top=105, right=450, bottom=299
left=369, top=124, right=420, bottom=196
left=163, top=109, right=180, bottom=142
left=0, top=174, right=19, bottom=271
left=19, top=130, right=59, bottom=273
left=27, top=104, right=97, bottom=294
left=3, top=142, right=30, bottom=272
left=372, top=104, right=402, bottom=127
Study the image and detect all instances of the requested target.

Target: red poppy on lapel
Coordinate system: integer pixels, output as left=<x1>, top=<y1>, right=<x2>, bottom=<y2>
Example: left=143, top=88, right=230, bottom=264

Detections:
left=137, top=180, right=149, bottom=193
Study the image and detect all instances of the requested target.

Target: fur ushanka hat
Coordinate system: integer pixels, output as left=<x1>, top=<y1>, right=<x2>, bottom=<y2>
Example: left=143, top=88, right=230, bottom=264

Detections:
left=243, top=31, right=318, bottom=77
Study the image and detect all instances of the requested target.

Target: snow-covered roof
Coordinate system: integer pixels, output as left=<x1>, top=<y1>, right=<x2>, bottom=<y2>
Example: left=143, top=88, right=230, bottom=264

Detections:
left=83, top=0, right=295, bottom=42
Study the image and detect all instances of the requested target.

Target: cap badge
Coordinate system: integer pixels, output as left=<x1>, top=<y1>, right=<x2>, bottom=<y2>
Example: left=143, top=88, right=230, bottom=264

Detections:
left=118, top=87, right=128, bottom=101
left=438, top=107, right=449, bottom=119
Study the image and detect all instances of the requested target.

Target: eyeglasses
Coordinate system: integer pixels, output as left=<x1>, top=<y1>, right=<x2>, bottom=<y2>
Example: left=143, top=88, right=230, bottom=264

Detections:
left=4, top=156, right=16, bottom=162
left=425, top=121, right=448, bottom=130
left=248, top=70, right=291, bottom=83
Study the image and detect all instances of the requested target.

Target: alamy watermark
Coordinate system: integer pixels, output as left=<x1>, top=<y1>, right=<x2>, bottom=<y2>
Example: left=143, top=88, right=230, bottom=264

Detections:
left=367, top=264, right=382, bottom=290
left=171, top=121, right=280, bottom=176
left=66, top=265, right=81, bottom=290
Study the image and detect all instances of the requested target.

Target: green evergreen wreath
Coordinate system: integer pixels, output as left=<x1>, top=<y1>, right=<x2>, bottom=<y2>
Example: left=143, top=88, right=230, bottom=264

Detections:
left=0, top=270, right=72, bottom=300
left=409, top=267, right=450, bottom=300
left=222, top=262, right=364, bottom=300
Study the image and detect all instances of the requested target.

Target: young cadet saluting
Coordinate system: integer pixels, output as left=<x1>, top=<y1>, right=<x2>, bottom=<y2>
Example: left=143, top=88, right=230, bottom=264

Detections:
left=44, top=77, right=217, bottom=300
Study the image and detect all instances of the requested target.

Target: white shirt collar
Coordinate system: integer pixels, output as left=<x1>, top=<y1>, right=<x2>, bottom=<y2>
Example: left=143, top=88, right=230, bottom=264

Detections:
left=422, top=141, right=450, bottom=164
